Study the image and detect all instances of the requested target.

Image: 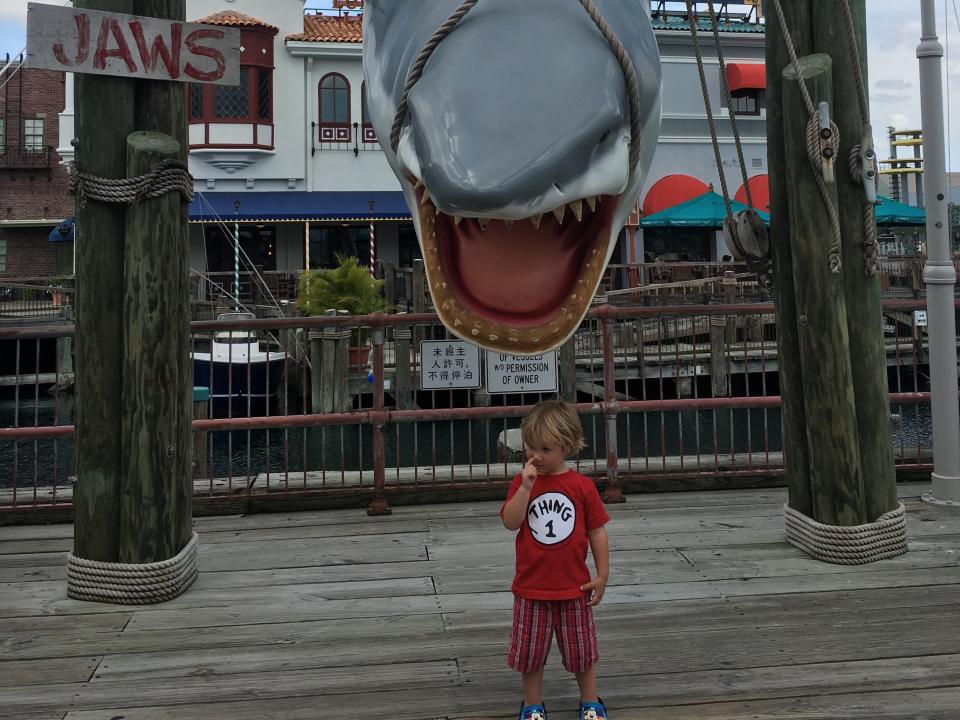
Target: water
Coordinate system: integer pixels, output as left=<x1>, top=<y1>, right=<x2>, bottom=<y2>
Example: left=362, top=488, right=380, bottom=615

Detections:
left=0, top=395, right=934, bottom=489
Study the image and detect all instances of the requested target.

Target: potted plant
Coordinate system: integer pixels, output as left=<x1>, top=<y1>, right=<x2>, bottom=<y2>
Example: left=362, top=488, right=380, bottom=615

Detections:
left=296, top=254, right=385, bottom=373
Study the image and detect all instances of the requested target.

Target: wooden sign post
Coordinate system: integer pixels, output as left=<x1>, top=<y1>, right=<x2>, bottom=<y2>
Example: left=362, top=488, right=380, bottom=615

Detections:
left=27, top=1, right=238, bottom=603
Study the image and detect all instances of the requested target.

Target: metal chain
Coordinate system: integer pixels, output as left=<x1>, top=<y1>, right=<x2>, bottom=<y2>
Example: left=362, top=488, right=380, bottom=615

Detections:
left=389, top=0, right=644, bottom=186
left=68, top=158, right=194, bottom=209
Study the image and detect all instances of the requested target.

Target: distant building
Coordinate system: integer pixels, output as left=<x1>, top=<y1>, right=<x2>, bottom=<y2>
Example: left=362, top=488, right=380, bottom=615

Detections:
left=51, top=1, right=768, bottom=284
left=0, top=58, right=73, bottom=277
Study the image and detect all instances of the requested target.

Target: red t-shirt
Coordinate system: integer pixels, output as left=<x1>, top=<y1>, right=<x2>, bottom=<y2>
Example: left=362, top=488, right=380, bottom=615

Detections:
left=500, top=469, right=610, bottom=600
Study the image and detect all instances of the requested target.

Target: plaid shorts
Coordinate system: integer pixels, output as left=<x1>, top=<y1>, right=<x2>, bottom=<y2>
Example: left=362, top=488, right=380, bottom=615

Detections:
left=507, top=595, right=599, bottom=673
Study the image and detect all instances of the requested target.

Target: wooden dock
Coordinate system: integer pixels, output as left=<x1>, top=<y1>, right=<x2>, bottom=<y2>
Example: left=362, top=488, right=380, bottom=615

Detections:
left=0, top=482, right=958, bottom=718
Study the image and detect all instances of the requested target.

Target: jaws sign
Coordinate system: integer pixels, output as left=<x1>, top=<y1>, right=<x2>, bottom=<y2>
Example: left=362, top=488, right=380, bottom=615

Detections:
left=26, top=3, right=240, bottom=85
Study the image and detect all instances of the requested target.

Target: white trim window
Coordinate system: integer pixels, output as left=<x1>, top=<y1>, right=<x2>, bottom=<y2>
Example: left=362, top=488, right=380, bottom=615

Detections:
left=0, top=118, right=5, bottom=154
left=0, top=238, right=7, bottom=273
left=23, top=118, right=44, bottom=151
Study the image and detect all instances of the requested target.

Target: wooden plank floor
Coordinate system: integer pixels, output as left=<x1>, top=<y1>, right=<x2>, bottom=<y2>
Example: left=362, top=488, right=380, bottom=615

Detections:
left=1, top=481, right=958, bottom=719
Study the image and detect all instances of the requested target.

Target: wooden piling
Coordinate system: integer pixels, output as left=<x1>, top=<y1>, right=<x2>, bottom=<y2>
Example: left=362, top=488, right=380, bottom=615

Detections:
left=812, top=0, right=898, bottom=521
left=72, top=0, right=135, bottom=563
left=393, top=323, right=414, bottom=410
left=782, top=54, right=866, bottom=526
left=119, top=131, right=193, bottom=564
left=766, top=2, right=814, bottom=518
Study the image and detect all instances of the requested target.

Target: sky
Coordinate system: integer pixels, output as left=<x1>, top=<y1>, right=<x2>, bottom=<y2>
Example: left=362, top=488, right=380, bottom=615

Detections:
left=0, top=1, right=950, bottom=171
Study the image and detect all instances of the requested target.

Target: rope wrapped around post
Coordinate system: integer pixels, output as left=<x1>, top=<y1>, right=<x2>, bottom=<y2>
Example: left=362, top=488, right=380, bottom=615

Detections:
left=783, top=503, right=908, bottom=564
left=67, top=532, right=200, bottom=604
left=68, top=158, right=194, bottom=209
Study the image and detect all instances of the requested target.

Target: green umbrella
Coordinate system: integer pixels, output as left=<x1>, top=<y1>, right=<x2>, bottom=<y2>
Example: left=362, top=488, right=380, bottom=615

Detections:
left=641, top=191, right=770, bottom=228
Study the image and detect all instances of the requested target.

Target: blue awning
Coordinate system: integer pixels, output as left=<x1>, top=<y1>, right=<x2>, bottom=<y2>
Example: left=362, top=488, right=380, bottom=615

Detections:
left=48, top=217, right=75, bottom=242
left=189, top=191, right=412, bottom=223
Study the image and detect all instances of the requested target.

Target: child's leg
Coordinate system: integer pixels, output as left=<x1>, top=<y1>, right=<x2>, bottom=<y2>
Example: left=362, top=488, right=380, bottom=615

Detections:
left=522, top=667, right=545, bottom=705
left=574, top=664, right=598, bottom=702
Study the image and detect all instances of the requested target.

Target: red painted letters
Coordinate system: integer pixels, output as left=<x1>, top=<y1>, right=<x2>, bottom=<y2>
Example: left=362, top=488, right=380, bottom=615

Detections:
left=184, top=28, right=226, bottom=83
left=52, top=13, right=90, bottom=67
left=129, top=20, right=182, bottom=79
left=93, top=17, right=137, bottom=73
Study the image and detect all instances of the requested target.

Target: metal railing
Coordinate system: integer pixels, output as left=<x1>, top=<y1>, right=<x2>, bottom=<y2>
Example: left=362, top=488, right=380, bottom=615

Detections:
left=0, top=145, right=55, bottom=170
left=0, top=299, right=946, bottom=515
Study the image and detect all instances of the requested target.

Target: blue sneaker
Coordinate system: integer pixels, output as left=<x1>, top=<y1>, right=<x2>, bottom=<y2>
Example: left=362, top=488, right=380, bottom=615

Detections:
left=580, top=698, right=608, bottom=719
left=518, top=702, right=548, bottom=720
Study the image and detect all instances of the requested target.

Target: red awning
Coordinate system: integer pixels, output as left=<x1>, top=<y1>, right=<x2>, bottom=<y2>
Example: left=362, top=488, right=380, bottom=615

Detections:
left=726, top=63, right=766, bottom=93
left=734, top=174, right=770, bottom=212
left=642, top=174, right=710, bottom=217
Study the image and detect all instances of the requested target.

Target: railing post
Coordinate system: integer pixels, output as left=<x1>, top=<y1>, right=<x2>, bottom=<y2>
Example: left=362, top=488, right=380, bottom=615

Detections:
left=601, top=312, right=625, bottom=503
left=393, top=322, right=414, bottom=410
left=368, top=324, right=391, bottom=515
left=559, top=336, right=577, bottom=403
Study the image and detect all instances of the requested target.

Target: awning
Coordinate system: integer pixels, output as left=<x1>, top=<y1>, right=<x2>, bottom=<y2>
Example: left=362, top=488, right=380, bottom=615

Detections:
left=726, top=63, right=766, bottom=93
left=641, top=191, right=769, bottom=228
left=189, top=191, right=412, bottom=223
left=734, top=174, right=769, bottom=212
left=642, top=174, right=710, bottom=216
left=876, top=196, right=925, bottom=226
left=48, top=217, right=75, bottom=242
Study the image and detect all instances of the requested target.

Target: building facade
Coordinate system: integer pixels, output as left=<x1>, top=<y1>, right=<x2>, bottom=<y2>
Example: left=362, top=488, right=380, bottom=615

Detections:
left=0, top=59, right=73, bottom=278
left=54, top=1, right=767, bottom=283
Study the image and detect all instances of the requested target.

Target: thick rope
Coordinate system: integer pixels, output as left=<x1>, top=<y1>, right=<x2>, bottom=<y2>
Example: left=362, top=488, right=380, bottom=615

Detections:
left=839, top=0, right=880, bottom=277
left=390, top=0, right=644, bottom=186
left=783, top=503, right=908, bottom=565
left=685, top=1, right=734, bottom=223
left=67, top=532, right=200, bottom=605
left=770, top=0, right=843, bottom=275
left=68, top=158, right=194, bottom=209
left=705, top=0, right=753, bottom=210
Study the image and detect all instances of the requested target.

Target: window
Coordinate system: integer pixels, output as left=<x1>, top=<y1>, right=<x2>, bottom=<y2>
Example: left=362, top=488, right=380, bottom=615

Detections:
left=308, top=225, right=370, bottom=269
left=0, top=118, right=5, bottom=154
left=361, top=82, right=376, bottom=143
left=190, top=83, right=203, bottom=120
left=318, top=73, right=351, bottom=142
left=730, top=91, right=760, bottom=116
left=215, top=70, right=249, bottom=119
left=0, top=239, right=6, bottom=273
left=23, top=118, right=44, bottom=150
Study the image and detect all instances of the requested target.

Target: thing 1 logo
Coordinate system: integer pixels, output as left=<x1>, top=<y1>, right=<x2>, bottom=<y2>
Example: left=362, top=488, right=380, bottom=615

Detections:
left=526, top=492, right=575, bottom=545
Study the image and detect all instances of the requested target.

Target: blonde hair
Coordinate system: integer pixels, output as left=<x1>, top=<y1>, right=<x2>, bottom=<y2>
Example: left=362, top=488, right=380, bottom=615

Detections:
left=521, top=400, right=586, bottom=458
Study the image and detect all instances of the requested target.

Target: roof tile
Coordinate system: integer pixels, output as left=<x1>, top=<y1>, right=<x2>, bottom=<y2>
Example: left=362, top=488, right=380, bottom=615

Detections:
left=287, top=14, right=363, bottom=43
left=194, top=10, right=279, bottom=33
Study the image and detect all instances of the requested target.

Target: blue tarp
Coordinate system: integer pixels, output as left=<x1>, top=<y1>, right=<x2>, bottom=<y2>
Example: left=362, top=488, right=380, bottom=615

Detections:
left=48, top=217, right=74, bottom=242
left=189, top=191, right=412, bottom=223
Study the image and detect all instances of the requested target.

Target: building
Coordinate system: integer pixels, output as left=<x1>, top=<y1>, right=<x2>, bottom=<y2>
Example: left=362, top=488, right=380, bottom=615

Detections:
left=0, top=57, right=73, bottom=278
left=53, top=1, right=768, bottom=288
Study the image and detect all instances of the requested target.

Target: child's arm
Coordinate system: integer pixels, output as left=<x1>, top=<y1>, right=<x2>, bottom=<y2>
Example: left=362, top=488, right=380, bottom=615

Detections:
left=581, top=525, right=609, bottom=606
left=501, top=459, right=537, bottom=530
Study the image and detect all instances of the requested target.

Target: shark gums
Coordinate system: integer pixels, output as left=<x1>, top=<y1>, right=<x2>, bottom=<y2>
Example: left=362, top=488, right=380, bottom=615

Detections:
left=363, top=0, right=662, bottom=354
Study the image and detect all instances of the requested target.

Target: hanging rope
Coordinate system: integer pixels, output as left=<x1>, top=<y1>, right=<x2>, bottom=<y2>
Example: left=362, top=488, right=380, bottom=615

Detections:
left=67, top=533, right=200, bottom=604
left=68, top=159, right=194, bottom=209
left=390, top=0, right=644, bottom=186
left=705, top=0, right=754, bottom=210
left=769, top=0, right=843, bottom=275
left=839, top=0, right=881, bottom=277
left=783, top=503, right=908, bottom=565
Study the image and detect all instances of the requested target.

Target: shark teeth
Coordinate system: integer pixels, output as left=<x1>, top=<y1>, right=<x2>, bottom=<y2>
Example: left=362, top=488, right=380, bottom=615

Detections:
left=416, top=180, right=603, bottom=231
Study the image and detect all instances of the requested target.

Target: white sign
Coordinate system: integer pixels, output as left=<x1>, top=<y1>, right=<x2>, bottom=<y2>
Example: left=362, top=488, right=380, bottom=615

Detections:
left=914, top=310, right=928, bottom=327
left=26, top=3, right=240, bottom=85
left=420, top=340, right=481, bottom=390
left=485, top=351, right=558, bottom=394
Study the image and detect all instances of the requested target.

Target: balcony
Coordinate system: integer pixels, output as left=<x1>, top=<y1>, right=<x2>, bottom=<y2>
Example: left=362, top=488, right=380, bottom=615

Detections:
left=0, top=145, right=54, bottom=170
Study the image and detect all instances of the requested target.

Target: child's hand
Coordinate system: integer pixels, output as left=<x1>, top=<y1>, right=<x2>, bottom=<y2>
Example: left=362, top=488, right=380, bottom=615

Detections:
left=581, top=575, right=607, bottom=606
left=520, top=458, right=538, bottom=491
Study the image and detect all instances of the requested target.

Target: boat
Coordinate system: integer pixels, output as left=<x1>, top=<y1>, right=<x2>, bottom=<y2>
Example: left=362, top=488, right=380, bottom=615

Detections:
left=191, top=313, right=288, bottom=401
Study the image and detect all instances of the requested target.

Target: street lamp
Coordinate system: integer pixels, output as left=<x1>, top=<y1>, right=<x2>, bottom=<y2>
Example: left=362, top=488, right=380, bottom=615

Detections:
left=233, top=200, right=240, bottom=312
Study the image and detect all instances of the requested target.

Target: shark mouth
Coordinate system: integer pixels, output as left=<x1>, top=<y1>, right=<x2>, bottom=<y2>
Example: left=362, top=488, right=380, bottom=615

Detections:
left=415, top=181, right=618, bottom=355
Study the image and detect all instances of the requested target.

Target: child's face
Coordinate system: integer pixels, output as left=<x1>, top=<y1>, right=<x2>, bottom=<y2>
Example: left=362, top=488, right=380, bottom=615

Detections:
left=524, top=438, right=568, bottom=475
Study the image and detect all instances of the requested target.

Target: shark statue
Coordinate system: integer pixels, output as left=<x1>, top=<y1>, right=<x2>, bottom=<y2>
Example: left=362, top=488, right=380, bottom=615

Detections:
left=363, top=0, right=662, bottom=354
